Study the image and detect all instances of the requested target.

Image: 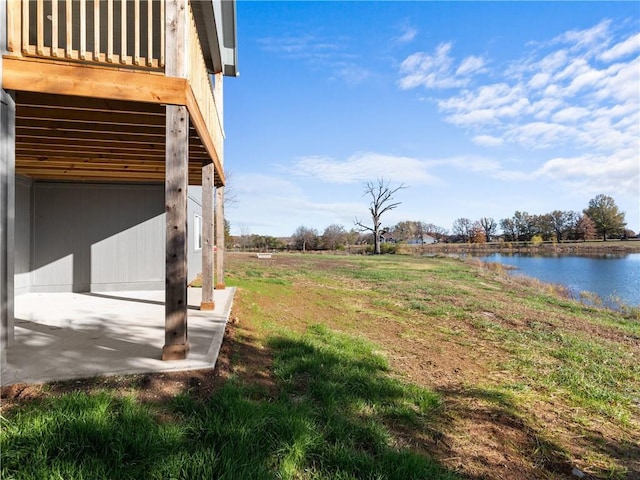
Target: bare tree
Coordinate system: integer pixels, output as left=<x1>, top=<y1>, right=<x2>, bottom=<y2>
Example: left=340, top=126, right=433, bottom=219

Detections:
left=424, top=223, right=448, bottom=242
left=355, top=178, right=407, bottom=254
left=452, top=217, right=473, bottom=243
left=479, top=217, right=497, bottom=242
left=239, top=225, right=251, bottom=251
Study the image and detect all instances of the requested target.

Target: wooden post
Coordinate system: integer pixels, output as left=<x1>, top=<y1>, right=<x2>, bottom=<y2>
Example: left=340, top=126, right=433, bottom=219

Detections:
left=162, top=0, right=189, bottom=360
left=215, top=186, right=225, bottom=289
left=2, top=1, right=16, bottom=365
left=200, top=162, right=215, bottom=310
left=163, top=104, right=190, bottom=360
left=1, top=88, right=16, bottom=363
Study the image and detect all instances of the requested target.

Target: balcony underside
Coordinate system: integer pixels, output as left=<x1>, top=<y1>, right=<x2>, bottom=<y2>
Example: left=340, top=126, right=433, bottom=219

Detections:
left=3, top=57, right=223, bottom=186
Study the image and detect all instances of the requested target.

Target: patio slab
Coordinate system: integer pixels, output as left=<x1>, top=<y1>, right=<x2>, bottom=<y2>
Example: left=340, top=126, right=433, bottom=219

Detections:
left=1, top=287, right=235, bottom=386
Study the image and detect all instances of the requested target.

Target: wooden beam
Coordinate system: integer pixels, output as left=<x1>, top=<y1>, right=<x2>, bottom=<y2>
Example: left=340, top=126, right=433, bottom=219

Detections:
left=16, top=129, right=209, bottom=151
left=17, top=91, right=165, bottom=114
left=17, top=105, right=166, bottom=126
left=186, top=87, right=225, bottom=186
left=215, top=186, right=225, bottom=289
left=163, top=104, right=190, bottom=360
left=16, top=136, right=166, bottom=152
left=2, top=57, right=187, bottom=105
left=201, top=161, right=215, bottom=310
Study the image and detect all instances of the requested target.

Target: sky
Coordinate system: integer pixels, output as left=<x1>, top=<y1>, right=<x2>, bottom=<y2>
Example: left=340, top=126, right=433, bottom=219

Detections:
left=222, top=1, right=640, bottom=238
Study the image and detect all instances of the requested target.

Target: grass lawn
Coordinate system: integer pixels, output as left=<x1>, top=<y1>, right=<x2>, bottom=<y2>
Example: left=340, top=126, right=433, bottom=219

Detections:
left=1, top=252, right=638, bottom=479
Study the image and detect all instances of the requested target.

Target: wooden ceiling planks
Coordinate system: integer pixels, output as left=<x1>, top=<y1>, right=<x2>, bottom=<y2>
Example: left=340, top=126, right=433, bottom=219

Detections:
left=13, top=91, right=217, bottom=185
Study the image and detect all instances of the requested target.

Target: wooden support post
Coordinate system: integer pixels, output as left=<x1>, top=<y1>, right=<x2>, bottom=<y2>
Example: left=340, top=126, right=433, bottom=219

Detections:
left=1, top=89, right=16, bottom=363
left=200, top=161, right=215, bottom=310
left=163, top=0, right=189, bottom=360
left=163, top=104, right=190, bottom=360
left=215, top=186, right=225, bottom=289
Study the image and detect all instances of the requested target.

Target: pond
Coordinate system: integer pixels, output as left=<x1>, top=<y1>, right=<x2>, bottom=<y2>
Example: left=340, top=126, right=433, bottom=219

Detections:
left=477, top=253, right=640, bottom=308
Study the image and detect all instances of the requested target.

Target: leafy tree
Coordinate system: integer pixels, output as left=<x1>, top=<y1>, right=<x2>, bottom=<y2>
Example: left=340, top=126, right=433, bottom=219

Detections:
left=354, top=178, right=407, bottom=255
left=583, top=194, right=626, bottom=241
left=513, top=211, right=534, bottom=241
left=292, top=226, right=319, bottom=252
left=500, top=218, right=517, bottom=242
left=393, top=221, right=417, bottom=243
left=479, top=217, right=497, bottom=242
left=575, top=214, right=597, bottom=241
left=470, top=221, right=486, bottom=243
left=223, top=218, right=232, bottom=247
left=345, top=229, right=362, bottom=247
left=549, top=210, right=570, bottom=242
left=452, top=218, right=473, bottom=243
left=392, top=220, right=430, bottom=243
left=321, top=224, right=347, bottom=250
left=532, top=213, right=555, bottom=241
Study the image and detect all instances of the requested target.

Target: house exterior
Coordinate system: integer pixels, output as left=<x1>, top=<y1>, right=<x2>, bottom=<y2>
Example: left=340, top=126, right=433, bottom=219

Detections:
left=407, top=234, right=437, bottom=245
left=1, top=0, right=238, bottom=362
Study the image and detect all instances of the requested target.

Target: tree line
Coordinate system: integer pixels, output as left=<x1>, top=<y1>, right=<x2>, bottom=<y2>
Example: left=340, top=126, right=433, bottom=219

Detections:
left=231, top=193, right=631, bottom=252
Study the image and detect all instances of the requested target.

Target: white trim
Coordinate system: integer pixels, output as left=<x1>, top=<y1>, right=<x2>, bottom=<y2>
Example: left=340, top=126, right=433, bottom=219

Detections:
left=194, top=213, right=202, bottom=251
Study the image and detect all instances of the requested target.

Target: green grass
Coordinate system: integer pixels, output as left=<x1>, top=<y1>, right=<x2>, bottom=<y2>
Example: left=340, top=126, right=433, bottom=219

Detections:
left=3, top=252, right=638, bottom=479
left=1, top=325, right=459, bottom=480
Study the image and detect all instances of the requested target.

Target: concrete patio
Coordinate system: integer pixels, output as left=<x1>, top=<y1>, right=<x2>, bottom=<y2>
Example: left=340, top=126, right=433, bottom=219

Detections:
left=1, top=287, right=235, bottom=386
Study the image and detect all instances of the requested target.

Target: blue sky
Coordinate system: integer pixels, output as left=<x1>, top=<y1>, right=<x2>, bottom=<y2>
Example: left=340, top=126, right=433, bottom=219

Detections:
left=223, top=1, right=640, bottom=237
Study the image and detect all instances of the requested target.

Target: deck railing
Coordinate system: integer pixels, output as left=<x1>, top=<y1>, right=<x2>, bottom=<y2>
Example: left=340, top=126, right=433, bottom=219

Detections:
left=186, top=4, right=223, bottom=164
left=6, top=0, right=224, bottom=163
left=7, top=0, right=165, bottom=69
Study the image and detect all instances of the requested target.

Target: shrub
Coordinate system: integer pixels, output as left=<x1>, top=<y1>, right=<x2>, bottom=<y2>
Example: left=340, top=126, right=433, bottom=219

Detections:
left=365, top=243, right=397, bottom=254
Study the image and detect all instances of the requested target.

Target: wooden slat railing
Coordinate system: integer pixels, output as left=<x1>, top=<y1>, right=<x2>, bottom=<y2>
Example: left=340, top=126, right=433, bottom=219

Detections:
left=186, top=1, right=224, bottom=165
left=7, top=0, right=165, bottom=69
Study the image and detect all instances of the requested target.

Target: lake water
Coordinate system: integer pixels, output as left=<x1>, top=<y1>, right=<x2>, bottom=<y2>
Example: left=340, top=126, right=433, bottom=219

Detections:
left=477, top=253, right=640, bottom=308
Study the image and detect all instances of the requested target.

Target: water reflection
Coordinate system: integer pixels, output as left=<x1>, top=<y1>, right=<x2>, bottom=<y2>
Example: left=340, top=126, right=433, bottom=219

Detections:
left=476, top=253, right=640, bottom=308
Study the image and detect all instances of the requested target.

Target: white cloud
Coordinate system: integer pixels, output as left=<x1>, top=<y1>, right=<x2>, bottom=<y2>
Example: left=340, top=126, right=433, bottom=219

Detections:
left=554, top=19, right=611, bottom=52
left=551, top=106, right=590, bottom=123
left=531, top=153, right=639, bottom=196
left=395, top=19, right=639, bottom=205
left=258, top=34, right=368, bottom=86
left=231, top=173, right=366, bottom=236
left=456, top=56, right=486, bottom=76
left=472, top=135, right=504, bottom=147
left=397, top=25, right=418, bottom=44
left=416, top=20, right=639, bottom=161
left=332, top=63, right=370, bottom=86
left=398, top=43, right=485, bottom=89
left=599, top=32, right=640, bottom=61
left=258, top=35, right=342, bottom=60
left=292, top=152, right=442, bottom=185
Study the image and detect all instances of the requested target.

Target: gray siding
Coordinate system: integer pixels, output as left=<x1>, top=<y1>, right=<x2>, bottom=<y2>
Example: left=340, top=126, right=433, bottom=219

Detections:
left=14, top=176, right=31, bottom=293
left=13, top=181, right=203, bottom=293
left=15, top=177, right=202, bottom=294
left=31, top=183, right=166, bottom=292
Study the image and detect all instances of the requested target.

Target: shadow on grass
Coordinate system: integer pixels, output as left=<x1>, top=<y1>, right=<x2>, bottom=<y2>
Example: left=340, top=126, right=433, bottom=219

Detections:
left=1, top=325, right=463, bottom=480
